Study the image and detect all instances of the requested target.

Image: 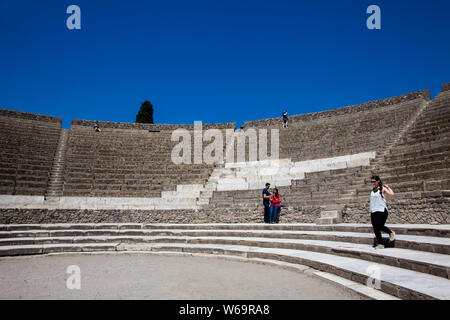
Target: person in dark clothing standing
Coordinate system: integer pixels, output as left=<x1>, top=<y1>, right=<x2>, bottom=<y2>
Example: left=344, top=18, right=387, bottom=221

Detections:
left=282, top=110, right=288, bottom=128
left=262, top=183, right=271, bottom=223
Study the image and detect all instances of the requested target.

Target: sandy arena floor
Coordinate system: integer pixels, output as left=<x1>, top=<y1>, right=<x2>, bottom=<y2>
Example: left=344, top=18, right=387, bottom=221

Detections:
left=0, top=252, right=365, bottom=300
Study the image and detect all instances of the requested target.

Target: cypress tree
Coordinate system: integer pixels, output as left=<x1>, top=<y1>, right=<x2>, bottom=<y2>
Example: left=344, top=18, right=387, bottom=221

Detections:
left=136, top=101, right=154, bottom=124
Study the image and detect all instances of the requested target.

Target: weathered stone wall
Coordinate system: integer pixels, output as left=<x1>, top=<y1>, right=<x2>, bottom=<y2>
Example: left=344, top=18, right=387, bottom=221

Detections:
left=71, top=119, right=236, bottom=131
left=442, top=83, right=450, bottom=92
left=342, top=197, right=450, bottom=224
left=0, top=109, right=62, bottom=125
left=243, top=90, right=430, bottom=128
left=1, top=198, right=448, bottom=224
left=0, top=207, right=320, bottom=224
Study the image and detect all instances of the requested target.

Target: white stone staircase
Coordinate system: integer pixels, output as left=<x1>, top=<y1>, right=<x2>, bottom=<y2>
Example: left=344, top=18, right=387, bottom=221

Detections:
left=196, top=153, right=376, bottom=214
left=197, top=168, right=222, bottom=207
left=217, top=153, right=375, bottom=192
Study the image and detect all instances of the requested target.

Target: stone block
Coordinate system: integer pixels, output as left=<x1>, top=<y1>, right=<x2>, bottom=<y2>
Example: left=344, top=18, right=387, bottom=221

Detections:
left=235, top=168, right=258, bottom=177
left=270, top=179, right=292, bottom=187
left=288, top=167, right=305, bottom=179
left=429, top=265, right=449, bottom=279
left=217, top=182, right=248, bottom=191
left=247, top=180, right=270, bottom=190
left=259, top=167, right=285, bottom=176
left=316, top=210, right=342, bottom=224
left=219, top=177, right=246, bottom=185
left=176, top=185, right=200, bottom=192
left=225, top=162, right=247, bottom=169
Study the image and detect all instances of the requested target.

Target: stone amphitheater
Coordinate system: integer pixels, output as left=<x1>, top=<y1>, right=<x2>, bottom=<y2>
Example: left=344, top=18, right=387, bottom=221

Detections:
left=0, top=83, right=449, bottom=300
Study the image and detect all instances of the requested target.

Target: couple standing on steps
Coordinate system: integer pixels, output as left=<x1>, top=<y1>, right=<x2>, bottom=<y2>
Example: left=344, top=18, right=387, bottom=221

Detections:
left=262, top=183, right=281, bottom=224
left=261, top=176, right=395, bottom=248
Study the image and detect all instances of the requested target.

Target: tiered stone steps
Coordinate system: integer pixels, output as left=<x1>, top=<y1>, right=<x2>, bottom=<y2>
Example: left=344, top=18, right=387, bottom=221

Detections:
left=206, top=89, right=446, bottom=222
left=187, top=92, right=432, bottom=217
left=338, top=87, right=450, bottom=204
left=0, top=111, right=62, bottom=196
left=274, top=97, right=428, bottom=162
left=45, top=129, right=69, bottom=200
left=0, top=223, right=449, bottom=300
left=62, top=124, right=231, bottom=198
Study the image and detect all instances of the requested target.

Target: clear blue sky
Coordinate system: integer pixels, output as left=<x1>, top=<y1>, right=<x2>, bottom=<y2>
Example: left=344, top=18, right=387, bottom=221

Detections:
left=1, top=0, right=449, bottom=129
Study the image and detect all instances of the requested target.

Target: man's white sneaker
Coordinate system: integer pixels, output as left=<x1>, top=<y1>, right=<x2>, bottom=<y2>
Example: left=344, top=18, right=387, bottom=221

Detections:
left=389, top=231, right=395, bottom=242
left=375, top=244, right=385, bottom=249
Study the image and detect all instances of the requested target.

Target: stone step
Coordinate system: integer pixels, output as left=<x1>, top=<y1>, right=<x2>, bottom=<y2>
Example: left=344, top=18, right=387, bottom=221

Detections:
left=342, top=178, right=449, bottom=193
left=398, top=136, right=450, bottom=148
left=406, top=125, right=450, bottom=137
left=344, top=187, right=450, bottom=199
left=376, top=161, right=449, bottom=176
left=0, top=235, right=448, bottom=279
left=0, top=242, right=119, bottom=256
left=312, top=271, right=400, bottom=300
left=391, top=141, right=449, bottom=156
left=118, top=242, right=450, bottom=300
left=2, top=222, right=448, bottom=237
left=0, top=228, right=448, bottom=254
left=384, top=146, right=450, bottom=162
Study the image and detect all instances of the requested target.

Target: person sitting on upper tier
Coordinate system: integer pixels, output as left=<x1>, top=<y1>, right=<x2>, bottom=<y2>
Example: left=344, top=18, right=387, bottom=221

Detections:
left=93, top=121, right=101, bottom=132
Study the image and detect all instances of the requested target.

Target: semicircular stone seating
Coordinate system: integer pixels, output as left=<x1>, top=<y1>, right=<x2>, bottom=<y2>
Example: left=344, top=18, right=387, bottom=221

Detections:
left=0, top=84, right=449, bottom=300
left=0, top=222, right=449, bottom=300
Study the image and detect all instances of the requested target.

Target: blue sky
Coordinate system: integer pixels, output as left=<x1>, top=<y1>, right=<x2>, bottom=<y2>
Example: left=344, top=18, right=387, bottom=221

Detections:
left=1, top=0, right=449, bottom=129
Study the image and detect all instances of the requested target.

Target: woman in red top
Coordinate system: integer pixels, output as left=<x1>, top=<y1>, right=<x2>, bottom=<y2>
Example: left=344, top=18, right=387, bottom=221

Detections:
left=269, top=188, right=281, bottom=224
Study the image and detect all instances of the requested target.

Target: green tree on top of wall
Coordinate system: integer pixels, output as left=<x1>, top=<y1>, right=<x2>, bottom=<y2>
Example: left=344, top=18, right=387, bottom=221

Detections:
left=136, top=101, right=154, bottom=124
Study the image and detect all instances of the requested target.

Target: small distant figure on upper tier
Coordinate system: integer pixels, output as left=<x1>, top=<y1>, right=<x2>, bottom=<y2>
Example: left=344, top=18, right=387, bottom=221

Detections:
left=282, top=110, right=288, bottom=128
left=93, top=121, right=101, bottom=132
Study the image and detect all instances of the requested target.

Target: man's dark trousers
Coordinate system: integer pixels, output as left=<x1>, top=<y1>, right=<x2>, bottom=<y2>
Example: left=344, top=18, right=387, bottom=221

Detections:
left=264, top=204, right=270, bottom=223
